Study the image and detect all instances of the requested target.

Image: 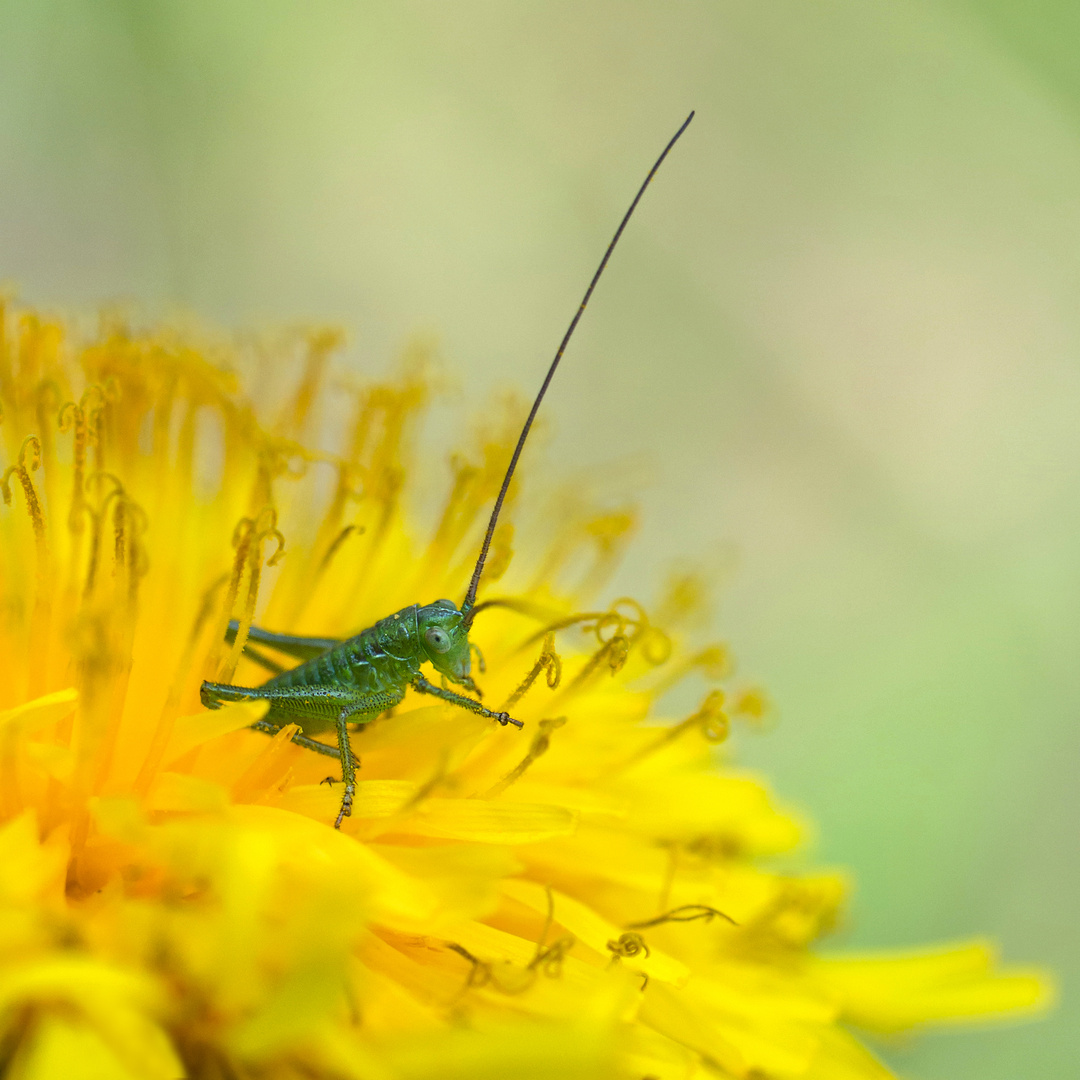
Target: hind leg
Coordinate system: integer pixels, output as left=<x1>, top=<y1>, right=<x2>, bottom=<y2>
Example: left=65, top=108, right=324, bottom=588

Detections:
left=200, top=679, right=402, bottom=828
left=201, top=682, right=369, bottom=765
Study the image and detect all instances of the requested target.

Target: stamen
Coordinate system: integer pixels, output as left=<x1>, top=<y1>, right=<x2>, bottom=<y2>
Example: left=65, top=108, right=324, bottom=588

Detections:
left=684, top=835, right=743, bottom=861
left=446, top=943, right=492, bottom=990
left=482, top=522, right=514, bottom=584
left=619, top=690, right=730, bottom=772
left=445, top=942, right=539, bottom=996
left=424, top=457, right=480, bottom=569
left=627, top=904, right=738, bottom=929
left=85, top=476, right=150, bottom=604
left=216, top=510, right=286, bottom=682
left=737, top=878, right=841, bottom=947
left=1, top=435, right=46, bottom=551
left=502, top=632, right=561, bottom=709
left=58, top=402, right=85, bottom=530
left=526, top=886, right=576, bottom=978
left=58, top=387, right=106, bottom=532
left=648, top=644, right=731, bottom=696
left=515, top=611, right=609, bottom=653
left=604, top=598, right=671, bottom=665
left=305, top=462, right=362, bottom=589
left=514, top=599, right=666, bottom=671
left=730, top=687, right=769, bottom=725
left=16, top=312, right=59, bottom=388
left=80, top=504, right=102, bottom=598
left=655, top=569, right=712, bottom=628
left=190, top=573, right=231, bottom=648
left=534, top=885, right=555, bottom=958
left=261, top=525, right=286, bottom=567
left=638, top=625, right=673, bottom=666
left=133, top=572, right=230, bottom=797
left=83, top=386, right=106, bottom=474
left=204, top=518, right=255, bottom=679
left=397, top=749, right=451, bottom=812
left=606, top=932, right=650, bottom=960
left=469, top=641, right=487, bottom=675
left=482, top=716, right=566, bottom=797
left=577, top=509, right=637, bottom=597
left=230, top=547, right=265, bottom=679
left=558, top=634, right=629, bottom=697
left=528, top=935, right=575, bottom=978
left=112, top=495, right=126, bottom=568
left=118, top=497, right=150, bottom=602
left=2, top=435, right=50, bottom=695
left=282, top=328, right=342, bottom=435
left=317, top=523, right=361, bottom=573
left=76, top=475, right=119, bottom=599
left=33, top=379, right=61, bottom=513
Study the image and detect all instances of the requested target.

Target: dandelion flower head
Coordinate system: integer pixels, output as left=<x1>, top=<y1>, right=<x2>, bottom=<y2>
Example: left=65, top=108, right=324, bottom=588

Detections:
left=0, top=305, right=1050, bottom=1079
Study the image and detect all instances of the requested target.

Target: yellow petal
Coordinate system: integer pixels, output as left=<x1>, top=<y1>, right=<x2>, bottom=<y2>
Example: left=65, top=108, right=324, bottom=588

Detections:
left=0, top=957, right=182, bottom=1080
left=813, top=940, right=1054, bottom=1030
left=146, top=771, right=229, bottom=812
left=379, top=1019, right=615, bottom=1080
left=0, top=688, right=78, bottom=734
left=0, top=811, right=67, bottom=905
left=13, top=1015, right=150, bottom=1080
left=371, top=843, right=517, bottom=931
left=163, top=699, right=268, bottom=765
left=802, top=1025, right=895, bottom=1080
left=382, top=798, right=578, bottom=845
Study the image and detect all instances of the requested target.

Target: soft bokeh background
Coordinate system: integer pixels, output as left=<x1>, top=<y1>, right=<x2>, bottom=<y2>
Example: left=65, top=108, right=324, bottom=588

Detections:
left=1, top=2, right=1075, bottom=1076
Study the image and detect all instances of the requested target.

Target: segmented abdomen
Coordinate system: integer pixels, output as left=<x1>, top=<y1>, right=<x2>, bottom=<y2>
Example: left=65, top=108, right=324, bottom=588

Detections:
left=263, top=606, right=424, bottom=704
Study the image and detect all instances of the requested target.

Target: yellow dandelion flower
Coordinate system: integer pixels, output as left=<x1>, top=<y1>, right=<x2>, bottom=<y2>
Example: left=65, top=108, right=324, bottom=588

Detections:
left=0, top=302, right=1051, bottom=1080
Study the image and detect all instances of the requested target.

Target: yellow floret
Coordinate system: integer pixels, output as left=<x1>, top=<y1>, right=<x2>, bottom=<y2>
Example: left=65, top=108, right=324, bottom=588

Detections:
left=0, top=305, right=1052, bottom=1079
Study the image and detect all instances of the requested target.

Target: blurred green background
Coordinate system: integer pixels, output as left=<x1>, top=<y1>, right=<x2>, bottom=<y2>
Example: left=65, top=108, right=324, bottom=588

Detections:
left=0, top=2, right=1075, bottom=1076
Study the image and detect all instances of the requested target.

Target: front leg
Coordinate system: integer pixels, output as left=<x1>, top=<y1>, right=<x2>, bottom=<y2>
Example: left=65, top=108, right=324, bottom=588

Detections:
left=411, top=675, right=524, bottom=729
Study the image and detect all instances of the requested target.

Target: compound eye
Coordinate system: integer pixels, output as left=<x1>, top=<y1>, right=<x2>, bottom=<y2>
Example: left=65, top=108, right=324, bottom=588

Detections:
left=424, top=626, right=452, bottom=654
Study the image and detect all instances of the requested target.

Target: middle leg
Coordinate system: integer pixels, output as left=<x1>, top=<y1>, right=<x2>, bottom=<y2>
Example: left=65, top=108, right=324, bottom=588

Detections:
left=251, top=718, right=358, bottom=764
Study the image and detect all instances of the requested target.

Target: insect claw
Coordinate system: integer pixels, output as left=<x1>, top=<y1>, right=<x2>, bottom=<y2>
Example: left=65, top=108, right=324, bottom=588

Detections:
left=320, top=776, right=337, bottom=786
left=496, top=712, right=524, bottom=729
left=334, top=783, right=354, bottom=829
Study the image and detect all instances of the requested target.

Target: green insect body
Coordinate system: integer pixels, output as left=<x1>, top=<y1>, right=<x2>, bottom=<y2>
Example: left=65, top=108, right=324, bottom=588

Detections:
left=201, top=601, right=518, bottom=826
left=200, top=112, right=694, bottom=829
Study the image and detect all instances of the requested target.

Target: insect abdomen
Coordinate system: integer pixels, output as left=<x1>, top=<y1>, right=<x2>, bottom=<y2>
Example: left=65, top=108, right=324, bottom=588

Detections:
left=262, top=606, right=423, bottom=704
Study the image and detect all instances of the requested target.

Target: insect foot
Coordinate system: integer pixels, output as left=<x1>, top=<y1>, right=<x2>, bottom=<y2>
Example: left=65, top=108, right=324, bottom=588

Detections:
left=333, top=782, right=354, bottom=830
left=409, top=675, right=524, bottom=728
left=333, top=706, right=360, bottom=829
left=200, top=681, right=252, bottom=709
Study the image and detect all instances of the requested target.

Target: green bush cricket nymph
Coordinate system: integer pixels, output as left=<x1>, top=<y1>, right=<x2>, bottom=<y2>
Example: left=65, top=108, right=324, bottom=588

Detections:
left=200, top=112, right=695, bottom=828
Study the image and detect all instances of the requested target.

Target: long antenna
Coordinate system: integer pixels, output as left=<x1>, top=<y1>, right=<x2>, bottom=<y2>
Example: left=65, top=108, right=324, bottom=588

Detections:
left=461, top=111, right=694, bottom=622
